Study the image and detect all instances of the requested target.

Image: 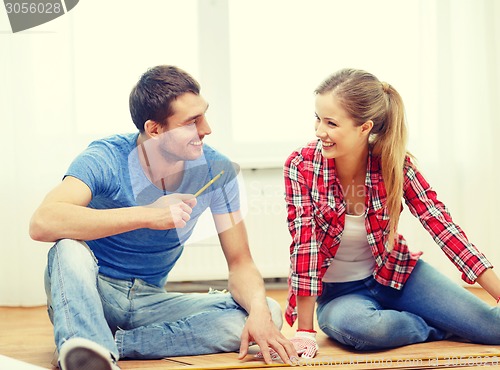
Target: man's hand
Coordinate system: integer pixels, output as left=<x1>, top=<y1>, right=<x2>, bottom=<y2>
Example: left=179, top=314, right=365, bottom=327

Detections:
left=238, top=308, right=297, bottom=365
left=145, top=193, right=196, bottom=229
left=255, top=330, right=318, bottom=362
left=215, top=217, right=297, bottom=364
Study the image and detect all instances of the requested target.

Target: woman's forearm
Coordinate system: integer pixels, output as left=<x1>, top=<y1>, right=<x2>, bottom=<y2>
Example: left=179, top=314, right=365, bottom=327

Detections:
left=297, top=295, right=317, bottom=330
left=476, top=268, right=500, bottom=302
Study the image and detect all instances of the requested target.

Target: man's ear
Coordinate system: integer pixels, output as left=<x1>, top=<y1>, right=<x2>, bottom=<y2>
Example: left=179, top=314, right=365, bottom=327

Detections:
left=360, top=120, right=374, bottom=136
left=144, top=119, right=162, bottom=139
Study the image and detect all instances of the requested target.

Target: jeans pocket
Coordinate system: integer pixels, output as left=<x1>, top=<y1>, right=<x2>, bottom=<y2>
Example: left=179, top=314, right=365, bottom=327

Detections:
left=97, top=275, right=131, bottom=309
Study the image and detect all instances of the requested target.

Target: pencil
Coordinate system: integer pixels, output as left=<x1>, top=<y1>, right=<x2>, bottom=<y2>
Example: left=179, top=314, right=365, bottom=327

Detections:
left=194, top=170, right=225, bottom=197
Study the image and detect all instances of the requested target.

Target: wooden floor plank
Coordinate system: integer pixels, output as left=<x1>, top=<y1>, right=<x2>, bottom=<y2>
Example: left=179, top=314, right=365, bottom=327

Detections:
left=161, top=340, right=500, bottom=369
left=1, top=287, right=499, bottom=369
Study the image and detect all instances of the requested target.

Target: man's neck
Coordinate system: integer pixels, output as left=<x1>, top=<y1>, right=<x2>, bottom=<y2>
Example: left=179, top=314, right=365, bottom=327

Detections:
left=137, top=133, right=185, bottom=193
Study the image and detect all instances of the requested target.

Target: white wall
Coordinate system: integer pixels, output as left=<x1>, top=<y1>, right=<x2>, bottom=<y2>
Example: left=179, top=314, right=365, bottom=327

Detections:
left=169, top=167, right=291, bottom=281
left=1, top=0, right=499, bottom=305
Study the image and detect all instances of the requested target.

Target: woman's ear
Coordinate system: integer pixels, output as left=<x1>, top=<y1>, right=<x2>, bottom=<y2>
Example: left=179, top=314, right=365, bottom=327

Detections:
left=360, top=120, right=374, bottom=136
left=144, top=119, right=161, bottom=139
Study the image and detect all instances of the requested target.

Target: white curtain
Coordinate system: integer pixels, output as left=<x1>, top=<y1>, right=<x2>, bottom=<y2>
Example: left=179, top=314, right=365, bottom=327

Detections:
left=1, top=0, right=499, bottom=306
left=399, top=0, right=500, bottom=283
left=0, top=0, right=200, bottom=306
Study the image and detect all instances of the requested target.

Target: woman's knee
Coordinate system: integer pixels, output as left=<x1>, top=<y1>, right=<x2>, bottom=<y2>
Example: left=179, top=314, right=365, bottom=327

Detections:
left=462, top=307, right=500, bottom=345
left=318, top=302, right=390, bottom=350
left=322, top=318, right=390, bottom=350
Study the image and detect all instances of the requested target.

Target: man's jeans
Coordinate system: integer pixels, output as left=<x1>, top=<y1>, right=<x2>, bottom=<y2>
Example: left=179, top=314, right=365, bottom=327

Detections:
left=44, top=239, right=283, bottom=360
left=317, top=260, right=500, bottom=350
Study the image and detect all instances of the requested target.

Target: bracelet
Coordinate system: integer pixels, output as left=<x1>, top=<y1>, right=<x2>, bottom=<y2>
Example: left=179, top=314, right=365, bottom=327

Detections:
left=297, top=329, right=317, bottom=333
left=496, top=297, right=500, bottom=304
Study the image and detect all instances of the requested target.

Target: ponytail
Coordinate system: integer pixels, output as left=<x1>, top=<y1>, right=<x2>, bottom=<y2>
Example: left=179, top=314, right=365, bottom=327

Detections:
left=371, top=83, right=408, bottom=251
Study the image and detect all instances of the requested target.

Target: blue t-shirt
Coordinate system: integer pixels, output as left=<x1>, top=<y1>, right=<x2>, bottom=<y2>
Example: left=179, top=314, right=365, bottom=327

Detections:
left=65, top=133, right=240, bottom=287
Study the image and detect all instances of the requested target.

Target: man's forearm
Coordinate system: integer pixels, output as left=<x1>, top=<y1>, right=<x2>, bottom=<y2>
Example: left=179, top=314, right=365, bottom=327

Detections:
left=30, top=203, right=147, bottom=242
left=228, top=262, right=270, bottom=315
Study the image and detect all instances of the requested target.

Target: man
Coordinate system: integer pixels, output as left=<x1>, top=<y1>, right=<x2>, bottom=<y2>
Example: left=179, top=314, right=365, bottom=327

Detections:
left=30, top=65, right=296, bottom=370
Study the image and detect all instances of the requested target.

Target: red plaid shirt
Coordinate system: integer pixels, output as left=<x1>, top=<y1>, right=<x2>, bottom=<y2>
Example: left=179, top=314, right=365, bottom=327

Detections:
left=284, top=140, right=492, bottom=326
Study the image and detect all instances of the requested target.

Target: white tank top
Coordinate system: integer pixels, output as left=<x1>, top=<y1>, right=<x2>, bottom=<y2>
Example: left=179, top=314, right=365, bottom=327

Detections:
left=322, top=213, right=375, bottom=283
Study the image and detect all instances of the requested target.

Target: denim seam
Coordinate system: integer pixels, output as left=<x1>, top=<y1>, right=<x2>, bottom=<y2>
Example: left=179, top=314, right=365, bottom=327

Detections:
left=54, top=246, right=76, bottom=341
left=115, top=330, right=124, bottom=359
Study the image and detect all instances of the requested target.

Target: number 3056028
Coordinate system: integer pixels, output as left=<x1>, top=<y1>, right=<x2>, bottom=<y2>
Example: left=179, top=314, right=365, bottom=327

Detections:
left=5, top=3, right=62, bottom=14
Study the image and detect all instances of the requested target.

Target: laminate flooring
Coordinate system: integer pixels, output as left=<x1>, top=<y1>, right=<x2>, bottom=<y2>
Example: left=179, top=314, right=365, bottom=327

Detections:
left=1, top=287, right=499, bottom=369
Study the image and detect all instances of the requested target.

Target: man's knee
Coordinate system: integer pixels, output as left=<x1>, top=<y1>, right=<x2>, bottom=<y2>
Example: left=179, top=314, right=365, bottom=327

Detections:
left=48, top=239, right=97, bottom=271
left=51, top=239, right=93, bottom=258
left=266, top=297, right=283, bottom=330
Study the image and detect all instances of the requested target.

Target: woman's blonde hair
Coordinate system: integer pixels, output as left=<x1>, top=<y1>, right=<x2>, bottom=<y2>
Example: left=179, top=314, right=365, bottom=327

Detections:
left=315, top=68, right=408, bottom=251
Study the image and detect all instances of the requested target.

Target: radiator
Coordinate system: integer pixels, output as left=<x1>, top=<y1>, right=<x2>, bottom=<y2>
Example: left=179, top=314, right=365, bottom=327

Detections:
left=168, top=168, right=290, bottom=282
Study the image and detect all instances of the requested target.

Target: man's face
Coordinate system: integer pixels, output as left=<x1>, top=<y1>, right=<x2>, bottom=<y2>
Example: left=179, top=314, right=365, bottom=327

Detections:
left=158, top=92, right=211, bottom=161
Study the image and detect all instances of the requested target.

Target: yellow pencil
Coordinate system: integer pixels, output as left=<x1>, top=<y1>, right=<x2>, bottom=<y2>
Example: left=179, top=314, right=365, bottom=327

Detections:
left=194, top=170, right=225, bottom=197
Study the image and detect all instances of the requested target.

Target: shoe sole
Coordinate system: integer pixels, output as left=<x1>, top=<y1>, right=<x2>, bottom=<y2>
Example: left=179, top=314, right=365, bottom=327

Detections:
left=62, top=347, right=112, bottom=370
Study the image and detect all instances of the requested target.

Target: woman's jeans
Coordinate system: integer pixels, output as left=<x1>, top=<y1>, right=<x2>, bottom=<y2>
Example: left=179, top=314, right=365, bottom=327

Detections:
left=316, top=260, right=500, bottom=350
left=44, top=239, right=283, bottom=360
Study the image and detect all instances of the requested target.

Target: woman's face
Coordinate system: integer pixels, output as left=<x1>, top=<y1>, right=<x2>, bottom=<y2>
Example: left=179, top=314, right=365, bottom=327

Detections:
left=314, top=93, right=368, bottom=160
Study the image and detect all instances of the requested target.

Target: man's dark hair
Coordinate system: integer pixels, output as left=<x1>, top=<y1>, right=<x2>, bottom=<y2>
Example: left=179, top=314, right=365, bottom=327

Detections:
left=129, top=65, right=201, bottom=132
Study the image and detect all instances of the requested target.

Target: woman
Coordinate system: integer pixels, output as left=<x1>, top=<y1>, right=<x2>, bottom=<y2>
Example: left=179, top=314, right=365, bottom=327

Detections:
left=283, top=68, right=500, bottom=357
